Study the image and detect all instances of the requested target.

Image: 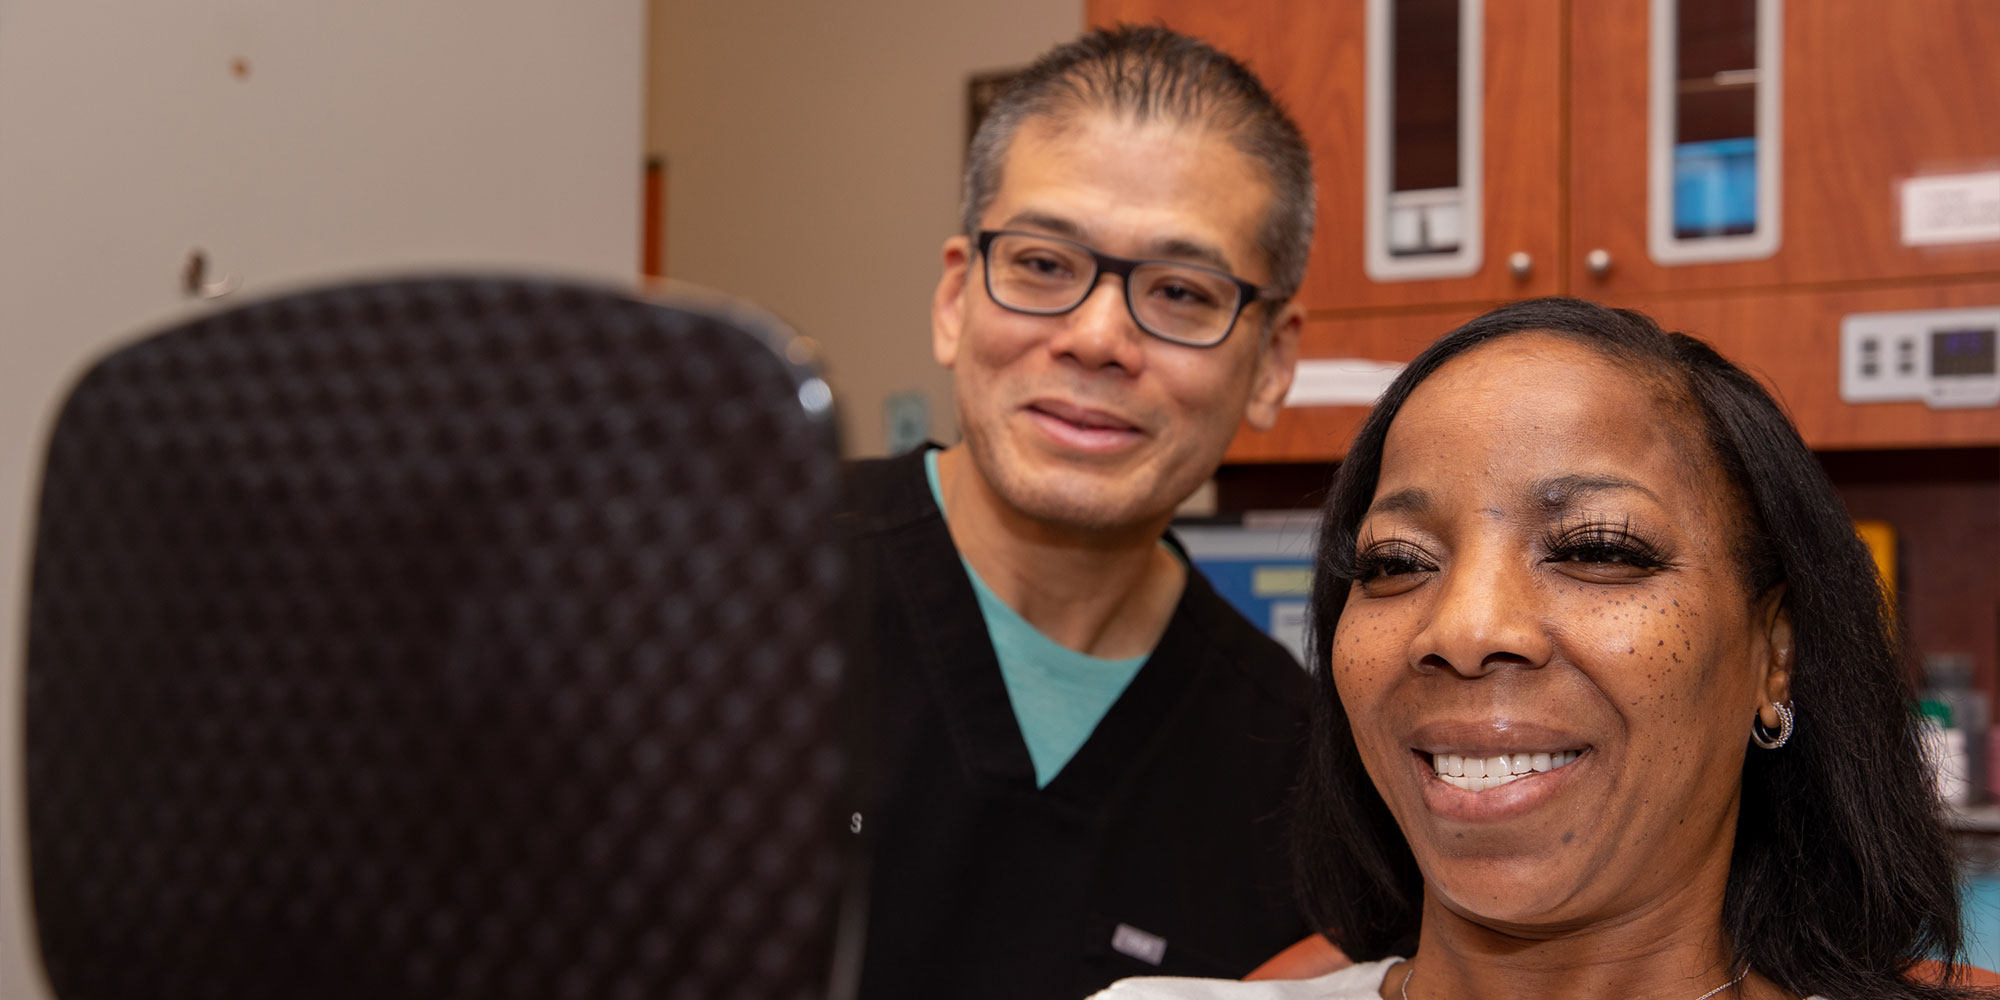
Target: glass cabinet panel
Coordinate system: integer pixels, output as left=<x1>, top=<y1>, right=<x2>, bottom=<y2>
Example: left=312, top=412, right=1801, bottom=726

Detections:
left=1648, top=0, right=1782, bottom=263
left=1366, top=0, right=1484, bottom=281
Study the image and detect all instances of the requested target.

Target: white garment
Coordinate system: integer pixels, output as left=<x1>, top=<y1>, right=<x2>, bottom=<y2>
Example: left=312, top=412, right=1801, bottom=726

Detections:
left=1091, top=956, right=1830, bottom=1000
left=1089, top=957, right=1399, bottom=999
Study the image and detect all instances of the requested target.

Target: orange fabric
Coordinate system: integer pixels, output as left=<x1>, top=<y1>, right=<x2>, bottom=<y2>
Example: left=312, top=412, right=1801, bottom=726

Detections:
left=1243, top=934, right=1348, bottom=981
left=1244, top=936, right=2000, bottom=987
left=1913, top=959, right=2000, bottom=986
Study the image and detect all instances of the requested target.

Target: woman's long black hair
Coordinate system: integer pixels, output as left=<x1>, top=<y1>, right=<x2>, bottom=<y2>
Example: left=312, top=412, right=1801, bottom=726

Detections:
left=1293, top=297, right=1981, bottom=998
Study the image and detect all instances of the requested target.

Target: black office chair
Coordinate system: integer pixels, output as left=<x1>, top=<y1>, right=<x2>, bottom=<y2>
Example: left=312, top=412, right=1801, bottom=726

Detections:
left=23, top=275, right=862, bottom=999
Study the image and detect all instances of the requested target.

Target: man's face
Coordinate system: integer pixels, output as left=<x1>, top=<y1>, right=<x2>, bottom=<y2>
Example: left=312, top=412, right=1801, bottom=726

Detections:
left=932, top=114, right=1301, bottom=533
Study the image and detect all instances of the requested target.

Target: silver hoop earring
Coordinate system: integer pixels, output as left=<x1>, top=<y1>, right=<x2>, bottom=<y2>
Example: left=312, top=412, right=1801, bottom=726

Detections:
left=1752, top=700, right=1794, bottom=750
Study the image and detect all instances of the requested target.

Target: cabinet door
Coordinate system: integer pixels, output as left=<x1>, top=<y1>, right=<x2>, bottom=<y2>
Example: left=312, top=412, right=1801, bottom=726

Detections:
left=1227, top=283, right=2000, bottom=462
left=1223, top=307, right=1488, bottom=462
left=1571, top=0, right=2000, bottom=296
left=1087, top=0, right=1564, bottom=313
left=1631, top=283, right=2000, bottom=449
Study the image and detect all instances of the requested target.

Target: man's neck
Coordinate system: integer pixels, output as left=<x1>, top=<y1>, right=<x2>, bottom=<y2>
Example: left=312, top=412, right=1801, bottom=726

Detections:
left=934, top=445, right=1186, bottom=660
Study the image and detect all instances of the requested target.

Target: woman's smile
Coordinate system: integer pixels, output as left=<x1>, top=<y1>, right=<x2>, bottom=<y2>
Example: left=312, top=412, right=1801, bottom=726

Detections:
left=1426, top=748, right=1582, bottom=792
left=1401, top=718, right=1596, bottom=823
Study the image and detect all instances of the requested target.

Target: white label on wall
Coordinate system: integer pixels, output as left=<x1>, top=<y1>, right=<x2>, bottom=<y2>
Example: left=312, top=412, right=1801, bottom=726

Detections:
left=1269, top=600, right=1310, bottom=665
left=1284, top=358, right=1405, bottom=407
left=884, top=390, right=930, bottom=454
left=1901, top=172, right=2000, bottom=246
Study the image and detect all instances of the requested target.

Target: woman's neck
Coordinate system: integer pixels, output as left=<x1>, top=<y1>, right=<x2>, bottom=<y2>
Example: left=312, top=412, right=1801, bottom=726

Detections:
left=1394, top=886, right=1795, bottom=1000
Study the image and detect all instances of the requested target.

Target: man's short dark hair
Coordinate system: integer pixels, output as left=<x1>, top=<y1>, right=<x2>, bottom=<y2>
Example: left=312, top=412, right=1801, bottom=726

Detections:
left=962, top=25, right=1316, bottom=302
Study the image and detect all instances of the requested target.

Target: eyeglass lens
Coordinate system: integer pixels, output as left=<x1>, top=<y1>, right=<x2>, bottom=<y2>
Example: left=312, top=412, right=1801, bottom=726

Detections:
left=985, top=233, right=1242, bottom=345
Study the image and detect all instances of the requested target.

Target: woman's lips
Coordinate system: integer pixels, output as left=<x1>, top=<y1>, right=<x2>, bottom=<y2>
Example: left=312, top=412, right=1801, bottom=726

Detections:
left=1405, top=724, right=1594, bottom=822
left=1409, top=746, right=1591, bottom=822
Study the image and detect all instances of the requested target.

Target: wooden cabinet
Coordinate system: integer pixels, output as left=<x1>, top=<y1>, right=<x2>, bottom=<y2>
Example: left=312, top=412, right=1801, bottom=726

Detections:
left=1090, top=0, right=1565, bottom=313
left=1570, top=1, right=2000, bottom=297
left=1087, top=0, right=2000, bottom=460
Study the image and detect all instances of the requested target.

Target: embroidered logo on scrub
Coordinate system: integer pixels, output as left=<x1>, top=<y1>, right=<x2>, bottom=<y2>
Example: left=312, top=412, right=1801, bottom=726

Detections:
left=1111, top=923, right=1167, bottom=966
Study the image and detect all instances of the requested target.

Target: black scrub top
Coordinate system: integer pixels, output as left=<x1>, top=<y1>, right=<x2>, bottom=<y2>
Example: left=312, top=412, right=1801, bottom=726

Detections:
left=843, top=448, right=1313, bottom=999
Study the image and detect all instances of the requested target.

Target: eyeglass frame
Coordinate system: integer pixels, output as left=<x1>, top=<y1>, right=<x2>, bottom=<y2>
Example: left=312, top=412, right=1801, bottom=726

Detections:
left=973, top=229, right=1284, bottom=348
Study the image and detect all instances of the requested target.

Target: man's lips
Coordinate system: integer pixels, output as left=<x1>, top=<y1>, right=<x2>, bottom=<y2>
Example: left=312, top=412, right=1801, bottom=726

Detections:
left=1022, top=399, right=1147, bottom=455
left=1027, top=398, right=1140, bottom=433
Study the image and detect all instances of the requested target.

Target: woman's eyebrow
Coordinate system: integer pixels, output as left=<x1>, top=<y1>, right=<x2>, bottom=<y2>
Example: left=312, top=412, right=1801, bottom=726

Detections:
left=1365, top=487, right=1432, bottom=518
left=1528, top=473, right=1662, bottom=512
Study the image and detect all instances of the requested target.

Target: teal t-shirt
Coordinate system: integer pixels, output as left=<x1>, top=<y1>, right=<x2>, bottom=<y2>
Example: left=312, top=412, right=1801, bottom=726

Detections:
left=926, top=449, right=1150, bottom=788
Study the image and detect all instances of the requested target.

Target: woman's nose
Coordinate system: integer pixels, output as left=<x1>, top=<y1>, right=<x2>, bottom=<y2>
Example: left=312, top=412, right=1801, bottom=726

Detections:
left=1410, top=550, right=1552, bottom=677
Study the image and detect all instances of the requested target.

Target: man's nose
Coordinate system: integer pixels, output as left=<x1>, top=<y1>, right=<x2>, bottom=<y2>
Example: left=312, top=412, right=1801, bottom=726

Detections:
left=1409, top=550, right=1553, bottom=678
left=1047, top=274, right=1148, bottom=372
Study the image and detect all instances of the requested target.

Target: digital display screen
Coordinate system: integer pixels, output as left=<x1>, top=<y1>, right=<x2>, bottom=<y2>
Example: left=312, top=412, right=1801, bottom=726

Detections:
left=1931, top=327, right=1997, bottom=378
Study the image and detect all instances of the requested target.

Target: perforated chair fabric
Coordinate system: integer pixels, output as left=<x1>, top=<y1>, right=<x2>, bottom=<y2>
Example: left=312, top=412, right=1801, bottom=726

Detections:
left=25, top=276, right=855, bottom=1000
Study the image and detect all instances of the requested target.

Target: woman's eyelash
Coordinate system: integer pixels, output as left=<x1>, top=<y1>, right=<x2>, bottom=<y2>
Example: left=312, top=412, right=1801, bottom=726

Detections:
left=1542, top=521, right=1668, bottom=567
left=1352, top=540, right=1434, bottom=579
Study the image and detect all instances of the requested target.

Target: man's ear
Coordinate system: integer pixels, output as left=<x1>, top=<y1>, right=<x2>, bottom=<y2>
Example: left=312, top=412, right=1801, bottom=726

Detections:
left=1243, top=300, right=1303, bottom=431
left=1755, top=585, right=1794, bottom=722
left=932, top=235, right=973, bottom=369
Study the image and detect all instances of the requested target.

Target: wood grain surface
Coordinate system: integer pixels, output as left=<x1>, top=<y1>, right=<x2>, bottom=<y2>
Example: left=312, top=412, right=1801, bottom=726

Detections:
left=1570, top=0, right=2000, bottom=296
left=1086, top=0, right=1565, bottom=313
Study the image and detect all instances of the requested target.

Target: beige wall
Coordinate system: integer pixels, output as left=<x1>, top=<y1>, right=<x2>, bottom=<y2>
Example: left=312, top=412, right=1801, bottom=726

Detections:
left=0, top=5, right=644, bottom=998
left=649, top=0, right=1084, bottom=455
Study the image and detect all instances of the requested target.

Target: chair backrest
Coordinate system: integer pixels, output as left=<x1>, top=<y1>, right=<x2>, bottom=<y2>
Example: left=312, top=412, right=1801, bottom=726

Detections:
left=24, top=275, right=859, bottom=999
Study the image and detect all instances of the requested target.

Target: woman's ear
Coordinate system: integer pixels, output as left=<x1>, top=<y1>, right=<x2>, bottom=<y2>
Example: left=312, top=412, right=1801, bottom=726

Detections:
left=1756, top=585, right=1794, bottom=725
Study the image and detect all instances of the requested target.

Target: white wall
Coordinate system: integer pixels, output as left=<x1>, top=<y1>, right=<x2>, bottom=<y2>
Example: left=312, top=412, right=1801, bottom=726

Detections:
left=649, top=0, right=1084, bottom=455
left=0, top=4, right=644, bottom=997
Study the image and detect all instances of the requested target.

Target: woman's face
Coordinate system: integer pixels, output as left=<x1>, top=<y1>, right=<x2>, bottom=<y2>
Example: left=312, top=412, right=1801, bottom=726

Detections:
left=1332, top=333, right=1790, bottom=933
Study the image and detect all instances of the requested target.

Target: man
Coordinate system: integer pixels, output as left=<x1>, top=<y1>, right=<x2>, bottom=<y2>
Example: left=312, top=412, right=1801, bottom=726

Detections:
left=844, top=25, right=1316, bottom=998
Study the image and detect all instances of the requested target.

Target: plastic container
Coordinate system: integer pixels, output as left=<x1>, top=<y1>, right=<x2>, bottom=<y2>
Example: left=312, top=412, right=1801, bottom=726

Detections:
left=1923, top=652, right=1987, bottom=805
left=1672, top=137, right=1758, bottom=237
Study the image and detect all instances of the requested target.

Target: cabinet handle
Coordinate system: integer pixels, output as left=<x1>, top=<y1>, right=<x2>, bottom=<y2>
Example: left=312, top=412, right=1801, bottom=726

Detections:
left=1585, top=248, right=1613, bottom=277
left=1507, top=251, right=1533, bottom=278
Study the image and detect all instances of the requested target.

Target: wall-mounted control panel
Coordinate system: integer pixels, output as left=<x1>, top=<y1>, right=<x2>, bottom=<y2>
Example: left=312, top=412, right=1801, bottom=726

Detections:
left=1840, top=307, right=2000, bottom=409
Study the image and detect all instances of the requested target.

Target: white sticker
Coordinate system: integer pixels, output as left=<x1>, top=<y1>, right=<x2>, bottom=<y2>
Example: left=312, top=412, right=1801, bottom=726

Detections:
left=1901, top=172, right=2000, bottom=246
left=1269, top=600, right=1310, bottom=666
left=883, top=390, right=930, bottom=454
left=1110, top=923, right=1168, bottom=966
left=1283, top=358, right=1405, bottom=408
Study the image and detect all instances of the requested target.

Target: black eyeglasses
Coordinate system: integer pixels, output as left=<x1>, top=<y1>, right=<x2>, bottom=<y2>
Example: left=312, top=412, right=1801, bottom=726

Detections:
left=975, top=230, right=1280, bottom=347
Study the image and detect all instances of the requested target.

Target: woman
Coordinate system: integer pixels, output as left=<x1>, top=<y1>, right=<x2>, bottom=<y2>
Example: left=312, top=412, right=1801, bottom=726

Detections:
left=1097, top=298, right=1985, bottom=999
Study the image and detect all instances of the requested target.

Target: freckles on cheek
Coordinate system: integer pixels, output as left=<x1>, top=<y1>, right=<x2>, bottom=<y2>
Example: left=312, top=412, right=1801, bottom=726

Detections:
left=1329, top=617, right=1397, bottom=710
left=1593, top=592, right=1720, bottom=775
left=1571, top=590, right=1659, bottom=671
left=1330, top=604, right=1392, bottom=666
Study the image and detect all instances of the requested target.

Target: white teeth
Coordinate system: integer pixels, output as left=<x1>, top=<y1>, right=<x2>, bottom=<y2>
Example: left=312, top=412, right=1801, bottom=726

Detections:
left=1431, top=750, right=1581, bottom=791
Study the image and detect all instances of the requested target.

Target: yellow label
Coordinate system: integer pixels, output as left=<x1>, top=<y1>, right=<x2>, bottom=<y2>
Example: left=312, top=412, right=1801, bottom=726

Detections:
left=1853, top=519, right=1896, bottom=601
left=1252, top=566, right=1314, bottom=597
